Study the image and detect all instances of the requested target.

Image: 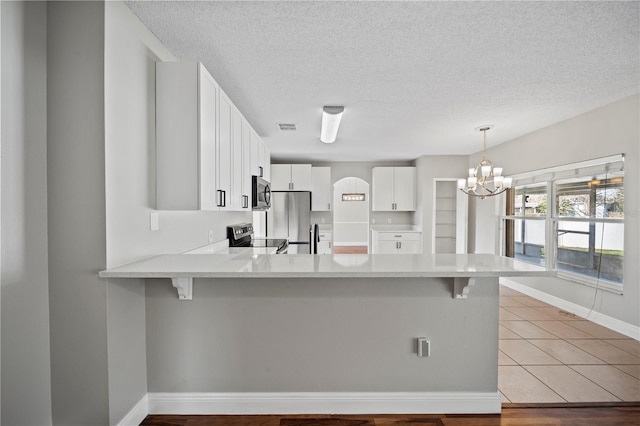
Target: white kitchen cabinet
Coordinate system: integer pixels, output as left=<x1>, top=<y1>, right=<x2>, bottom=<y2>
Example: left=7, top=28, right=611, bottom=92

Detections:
left=270, top=165, right=290, bottom=191
left=217, top=90, right=233, bottom=209
left=261, top=141, right=271, bottom=181
left=229, top=105, right=251, bottom=210
left=240, top=120, right=252, bottom=209
left=270, top=164, right=312, bottom=191
left=371, top=230, right=422, bottom=254
left=317, top=231, right=332, bottom=254
left=250, top=130, right=270, bottom=180
left=311, top=167, right=332, bottom=211
left=156, top=62, right=218, bottom=210
left=372, top=167, right=416, bottom=211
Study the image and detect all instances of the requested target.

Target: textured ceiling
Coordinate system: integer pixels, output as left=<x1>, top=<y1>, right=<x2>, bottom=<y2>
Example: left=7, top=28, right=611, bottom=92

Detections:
left=125, top=1, right=640, bottom=162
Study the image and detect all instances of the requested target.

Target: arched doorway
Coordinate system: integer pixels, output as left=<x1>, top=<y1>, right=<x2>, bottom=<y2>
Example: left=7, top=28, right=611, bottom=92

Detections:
left=332, top=177, right=369, bottom=254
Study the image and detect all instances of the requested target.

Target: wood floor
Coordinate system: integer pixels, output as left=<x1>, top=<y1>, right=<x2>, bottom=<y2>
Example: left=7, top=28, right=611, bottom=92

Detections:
left=141, top=406, right=640, bottom=425
left=332, top=245, right=368, bottom=254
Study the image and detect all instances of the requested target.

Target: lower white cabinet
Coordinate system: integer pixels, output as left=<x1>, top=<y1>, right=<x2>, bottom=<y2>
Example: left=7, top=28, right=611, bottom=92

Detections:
left=317, top=231, right=332, bottom=254
left=371, top=230, right=422, bottom=254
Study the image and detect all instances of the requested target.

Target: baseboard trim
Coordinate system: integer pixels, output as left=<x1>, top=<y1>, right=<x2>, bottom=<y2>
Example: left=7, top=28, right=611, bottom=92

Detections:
left=116, top=394, right=148, bottom=426
left=146, top=392, right=501, bottom=415
left=500, top=278, right=640, bottom=340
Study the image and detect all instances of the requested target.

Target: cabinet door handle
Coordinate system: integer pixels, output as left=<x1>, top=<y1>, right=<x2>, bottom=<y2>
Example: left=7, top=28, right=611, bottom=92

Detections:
left=217, top=190, right=223, bottom=207
left=242, top=195, right=249, bottom=208
left=259, top=166, right=263, bottom=177
left=399, top=242, right=402, bottom=249
left=328, top=203, right=331, bottom=210
left=222, top=190, right=226, bottom=207
left=394, top=235, right=402, bottom=238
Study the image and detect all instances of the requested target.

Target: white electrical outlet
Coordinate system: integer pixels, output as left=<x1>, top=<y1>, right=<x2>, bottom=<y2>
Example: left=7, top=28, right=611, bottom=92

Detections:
left=208, top=230, right=215, bottom=243
left=417, top=337, right=430, bottom=357
left=387, top=218, right=392, bottom=224
left=150, top=212, right=159, bottom=231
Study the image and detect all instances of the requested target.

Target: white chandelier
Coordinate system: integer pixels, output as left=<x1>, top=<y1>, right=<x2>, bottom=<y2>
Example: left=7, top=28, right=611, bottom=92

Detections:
left=458, top=125, right=512, bottom=199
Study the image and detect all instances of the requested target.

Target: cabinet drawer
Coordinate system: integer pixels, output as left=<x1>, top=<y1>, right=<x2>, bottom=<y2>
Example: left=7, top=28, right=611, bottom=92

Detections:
left=376, top=232, right=421, bottom=241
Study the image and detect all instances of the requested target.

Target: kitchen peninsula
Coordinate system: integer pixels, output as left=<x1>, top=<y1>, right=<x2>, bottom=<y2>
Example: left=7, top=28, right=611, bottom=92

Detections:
left=100, top=253, right=551, bottom=415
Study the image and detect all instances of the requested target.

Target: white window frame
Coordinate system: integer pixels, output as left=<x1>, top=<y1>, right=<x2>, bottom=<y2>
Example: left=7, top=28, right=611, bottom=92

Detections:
left=499, top=155, right=625, bottom=294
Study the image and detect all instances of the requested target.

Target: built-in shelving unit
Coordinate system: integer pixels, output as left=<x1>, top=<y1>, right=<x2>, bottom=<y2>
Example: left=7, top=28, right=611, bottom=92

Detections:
left=433, top=180, right=468, bottom=254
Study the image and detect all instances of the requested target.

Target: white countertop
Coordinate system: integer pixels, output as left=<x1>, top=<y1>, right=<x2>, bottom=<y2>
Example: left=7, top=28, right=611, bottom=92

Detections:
left=370, top=225, right=422, bottom=232
left=99, top=253, right=553, bottom=279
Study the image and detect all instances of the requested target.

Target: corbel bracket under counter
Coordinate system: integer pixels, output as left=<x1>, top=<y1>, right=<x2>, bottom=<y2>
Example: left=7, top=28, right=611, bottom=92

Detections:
left=171, top=277, right=193, bottom=300
left=452, top=277, right=476, bottom=299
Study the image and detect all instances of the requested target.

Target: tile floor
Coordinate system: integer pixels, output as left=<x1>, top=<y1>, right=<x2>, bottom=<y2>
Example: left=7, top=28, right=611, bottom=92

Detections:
left=498, top=285, right=640, bottom=403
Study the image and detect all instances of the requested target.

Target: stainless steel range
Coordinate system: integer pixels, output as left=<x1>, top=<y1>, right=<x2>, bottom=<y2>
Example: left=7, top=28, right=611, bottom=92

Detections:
left=227, top=223, right=288, bottom=254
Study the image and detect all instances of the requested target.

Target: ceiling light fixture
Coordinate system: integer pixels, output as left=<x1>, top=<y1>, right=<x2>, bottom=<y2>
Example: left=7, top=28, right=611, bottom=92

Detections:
left=320, top=106, right=344, bottom=143
left=458, top=125, right=512, bottom=199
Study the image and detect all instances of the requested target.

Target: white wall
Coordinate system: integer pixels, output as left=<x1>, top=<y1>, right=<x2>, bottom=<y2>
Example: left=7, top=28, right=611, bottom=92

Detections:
left=1, top=2, right=52, bottom=424
left=470, top=94, right=640, bottom=328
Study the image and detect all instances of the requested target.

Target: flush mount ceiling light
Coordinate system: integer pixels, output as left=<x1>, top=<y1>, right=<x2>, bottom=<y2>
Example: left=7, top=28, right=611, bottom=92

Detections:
left=458, top=125, right=512, bottom=199
left=320, top=106, right=344, bottom=143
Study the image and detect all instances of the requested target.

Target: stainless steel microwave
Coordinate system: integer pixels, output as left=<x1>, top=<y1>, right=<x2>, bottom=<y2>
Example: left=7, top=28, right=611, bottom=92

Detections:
left=252, top=176, right=271, bottom=211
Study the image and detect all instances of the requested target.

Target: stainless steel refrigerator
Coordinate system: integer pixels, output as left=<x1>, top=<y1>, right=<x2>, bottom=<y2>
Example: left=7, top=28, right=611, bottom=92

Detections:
left=267, top=191, right=313, bottom=254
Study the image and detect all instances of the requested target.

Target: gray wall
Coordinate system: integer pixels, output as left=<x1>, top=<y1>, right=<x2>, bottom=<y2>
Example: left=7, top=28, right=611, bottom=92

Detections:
left=47, top=2, right=110, bottom=424
left=470, top=94, right=640, bottom=328
left=146, top=276, right=498, bottom=393
left=1, top=2, right=52, bottom=424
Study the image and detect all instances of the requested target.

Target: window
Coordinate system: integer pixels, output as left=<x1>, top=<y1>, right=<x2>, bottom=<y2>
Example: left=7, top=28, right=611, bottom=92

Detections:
left=502, top=156, right=625, bottom=290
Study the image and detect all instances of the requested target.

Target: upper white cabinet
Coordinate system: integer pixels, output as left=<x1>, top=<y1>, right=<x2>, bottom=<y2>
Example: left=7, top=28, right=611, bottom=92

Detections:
left=271, top=164, right=312, bottom=191
left=230, top=105, right=250, bottom=210
left=239, top=120, right=253, bottom=209
left=372, top=167, right=416, bottom=211
left=217, top=89, right=233, bottom=209
left=250, top=130, right=270, bottom=180
left=311, top=167, right=332, bottom=211
left=261, top=142, right=271, bottom=181
left=156, top=62, right=218, bottom=210
left=156, top=61, right=268, bottom=211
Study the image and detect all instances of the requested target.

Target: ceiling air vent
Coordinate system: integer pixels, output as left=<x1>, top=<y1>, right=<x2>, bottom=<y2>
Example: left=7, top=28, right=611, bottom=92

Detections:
left=278, top=123, right=297, bottom=131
